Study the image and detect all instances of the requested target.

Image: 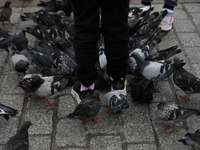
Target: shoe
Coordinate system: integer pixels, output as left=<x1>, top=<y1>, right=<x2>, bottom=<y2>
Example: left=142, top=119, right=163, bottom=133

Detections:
left=111, top=78, right=127, bottom=96
left=71, top=81, right=94, bottom=104
left=159, top=9, right=173, bottom=31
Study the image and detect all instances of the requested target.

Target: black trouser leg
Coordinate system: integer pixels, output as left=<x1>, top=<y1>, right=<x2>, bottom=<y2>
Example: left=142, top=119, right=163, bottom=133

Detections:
left=70, top=0, right=100, bottom=86
left=101, top=0, right=130, bottom=80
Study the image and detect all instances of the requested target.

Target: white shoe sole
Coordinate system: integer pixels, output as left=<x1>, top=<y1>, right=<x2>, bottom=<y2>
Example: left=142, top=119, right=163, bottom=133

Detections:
left=71, top=88, right=81, bottom=104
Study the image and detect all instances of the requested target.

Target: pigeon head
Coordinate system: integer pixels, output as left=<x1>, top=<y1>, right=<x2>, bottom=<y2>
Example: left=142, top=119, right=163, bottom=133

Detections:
left=5, top=1, right=11, bottom=7
left=15, top=60, right=29, bottom=74
left=173, top=57, right=183, bottom=70
left=109, top=94, right=129, bottom=110
left=18, top=121, right=32, bottom=137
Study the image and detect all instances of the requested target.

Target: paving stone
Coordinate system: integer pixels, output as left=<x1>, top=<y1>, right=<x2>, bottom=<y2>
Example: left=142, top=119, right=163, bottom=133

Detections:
left=184, top=47, right=200, bottom=64
left=190, top=13, right=200, bottom=25
left=123, top=124, right=155, bottom=142
left=0, top=145, right=5, bottom=149
left=192, top=64, right=200, bottom=77
left=152, top=80, right=176, bottom=102
left=0, top=117, right=18, bottom=144
left=58, top=94, right=77, bottom=118
left=25, top=109, right=53, bottom=134
left=0, top=51, right=8, bottom=68
left=0, top=74, right=24, bottom=94
left=89, top=136, right=122, bottom=150
left=178, top=33, right=200, bottom=47
left=127, top=144, right=157, bottom=150
left=1, top=94, right=24, bottom=116
left=173, top=20, right=195, bottom=32
left=87, top=107, right=121, bottom=134
left=173, top=10, right=188, bottom=20
left=155, top=127, right=191, bottom=150
left=55, top=119, right=85, bottom=147
left=183, top=3, right=200, bottom=13
left=66, top=148, right=86, bottom=150
left=29, top=136, right=51, bottom=150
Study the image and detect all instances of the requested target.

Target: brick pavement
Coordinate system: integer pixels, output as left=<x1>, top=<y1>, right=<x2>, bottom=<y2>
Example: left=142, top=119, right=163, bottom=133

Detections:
left=1, top=1, right=200, bottom=150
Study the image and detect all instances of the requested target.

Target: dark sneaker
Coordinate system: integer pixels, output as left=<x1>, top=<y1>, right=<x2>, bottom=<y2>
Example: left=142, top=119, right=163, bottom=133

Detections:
left=71, top=81, right=95, bottom=104
left=111, top=78, right=127, bottom=96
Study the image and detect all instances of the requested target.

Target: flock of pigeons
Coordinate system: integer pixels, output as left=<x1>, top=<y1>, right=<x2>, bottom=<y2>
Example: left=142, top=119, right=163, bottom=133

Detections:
left=0, top=0, right=200, bottom=149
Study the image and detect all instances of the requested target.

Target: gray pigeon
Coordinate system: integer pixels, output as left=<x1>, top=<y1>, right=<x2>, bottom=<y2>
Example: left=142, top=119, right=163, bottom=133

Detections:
left=178, top=129, right=200, bottom=145
left=7, top=43, right=29, bottom=78
left=0, top=1, right=15, bottom=25
left=104, top=90, right=129, bottom=113
left=0, top=103, right=18, bottom=120
left=154, top=99, right=200, bottom=134
left=18, top=74, right=71, bottom=106
left=130, top=51, right=173, bottom=89
left=173, top=57, right=200, bottom=101
left=67, top=90, right=101, bottom=123
left=3, top=121, right=32, bottom=150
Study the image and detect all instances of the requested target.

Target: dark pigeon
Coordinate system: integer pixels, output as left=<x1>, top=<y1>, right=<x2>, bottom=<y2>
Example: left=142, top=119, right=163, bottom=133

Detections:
left=0, top=30, right=28, bottom=51
left=0, top=103, right=18, bottom=120
left=67, top=90, right=101, bottom=123
left=145, top=45, right=181, bottom=61
left=173, top=57, right=200, bottom=101
left=155, top=99, right=200, bottom=134
left=130, top=79, right=158, bottom=105
left=178, top=129, right=200, bottom=145
left=3, top=121, right=32, bottom=150
left=104, top=90, right=129, bottom=113
left=0, top=1, right=15, bottom=25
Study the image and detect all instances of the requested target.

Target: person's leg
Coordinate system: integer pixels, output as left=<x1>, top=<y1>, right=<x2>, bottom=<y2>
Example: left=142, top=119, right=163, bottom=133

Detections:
left=70, top=0, right=100, bottom=103
left=101, top=0, right=129, bottom=95
left=160, top=0, right=178, bottom=31
left=140, top=0, right=153, bottom=6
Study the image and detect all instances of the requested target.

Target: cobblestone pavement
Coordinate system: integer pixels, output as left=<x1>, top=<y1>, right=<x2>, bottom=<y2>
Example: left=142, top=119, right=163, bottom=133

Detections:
left=1, top=2, right=200, bottom=150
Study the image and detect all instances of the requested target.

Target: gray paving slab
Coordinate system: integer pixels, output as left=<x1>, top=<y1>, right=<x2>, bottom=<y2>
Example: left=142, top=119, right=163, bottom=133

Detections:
left=178, top=33, right=200, bottom=47
left=127, top=144, right=157, bottom=150
left=29, top=135, right=51, bottom=150
left=173, top=20, right=195, bottom=32
left=89, top=136, right=122, bottom=150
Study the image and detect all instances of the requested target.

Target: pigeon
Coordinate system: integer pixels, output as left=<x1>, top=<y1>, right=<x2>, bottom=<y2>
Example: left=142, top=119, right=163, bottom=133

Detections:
left=154, top=99, right=200, bottom=134
left=0, top=103, right=18, bottom=120
left=0, top=27, right=10, bottom=38
left=67, top=90, right=101, bottom=123
left=173, top=57, right=200, bottom=101
left=129, top=79, right=158, bottom=105
left=0, top=30, right=28, bottom=51
left=145, top=45, right=181, bottom=61
left=18, top=74, right=71, bottom=105
left=104, top=90, right=129, bottom=113
left=3, top=121, right=32, bottom=150
left=0, top=1, right=15, bottom=25
left=178, top=129, right=200, bottom=145
left=7, top=43, right=29, bottom=78
left=25, top=46, right=55, bottom=68
left=130, top=51, right=173, bottom=89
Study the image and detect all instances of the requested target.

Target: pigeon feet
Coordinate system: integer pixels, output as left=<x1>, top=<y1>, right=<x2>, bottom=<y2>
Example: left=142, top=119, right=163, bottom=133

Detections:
left=164, top=128, right=173, bottom=134
left=25, top=94, right=33, bottom=98
left=107, top=109, right=115, bottom=113
left=154, top=84, right=159, bottom=90
left=163, top=122, right=171, bottom=127
left=38, top=97, right=47, bottom=100
left=179, top=95, right=189, bottom=101
left=81, top=119, right=89, bottom=124
left=46, top=102, right=55, bottom=106
left=93, top=118, right=100, bottom=123
left=10, top=22, right=16, bottom=25
left=17, top=72, right=22, bottom=79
